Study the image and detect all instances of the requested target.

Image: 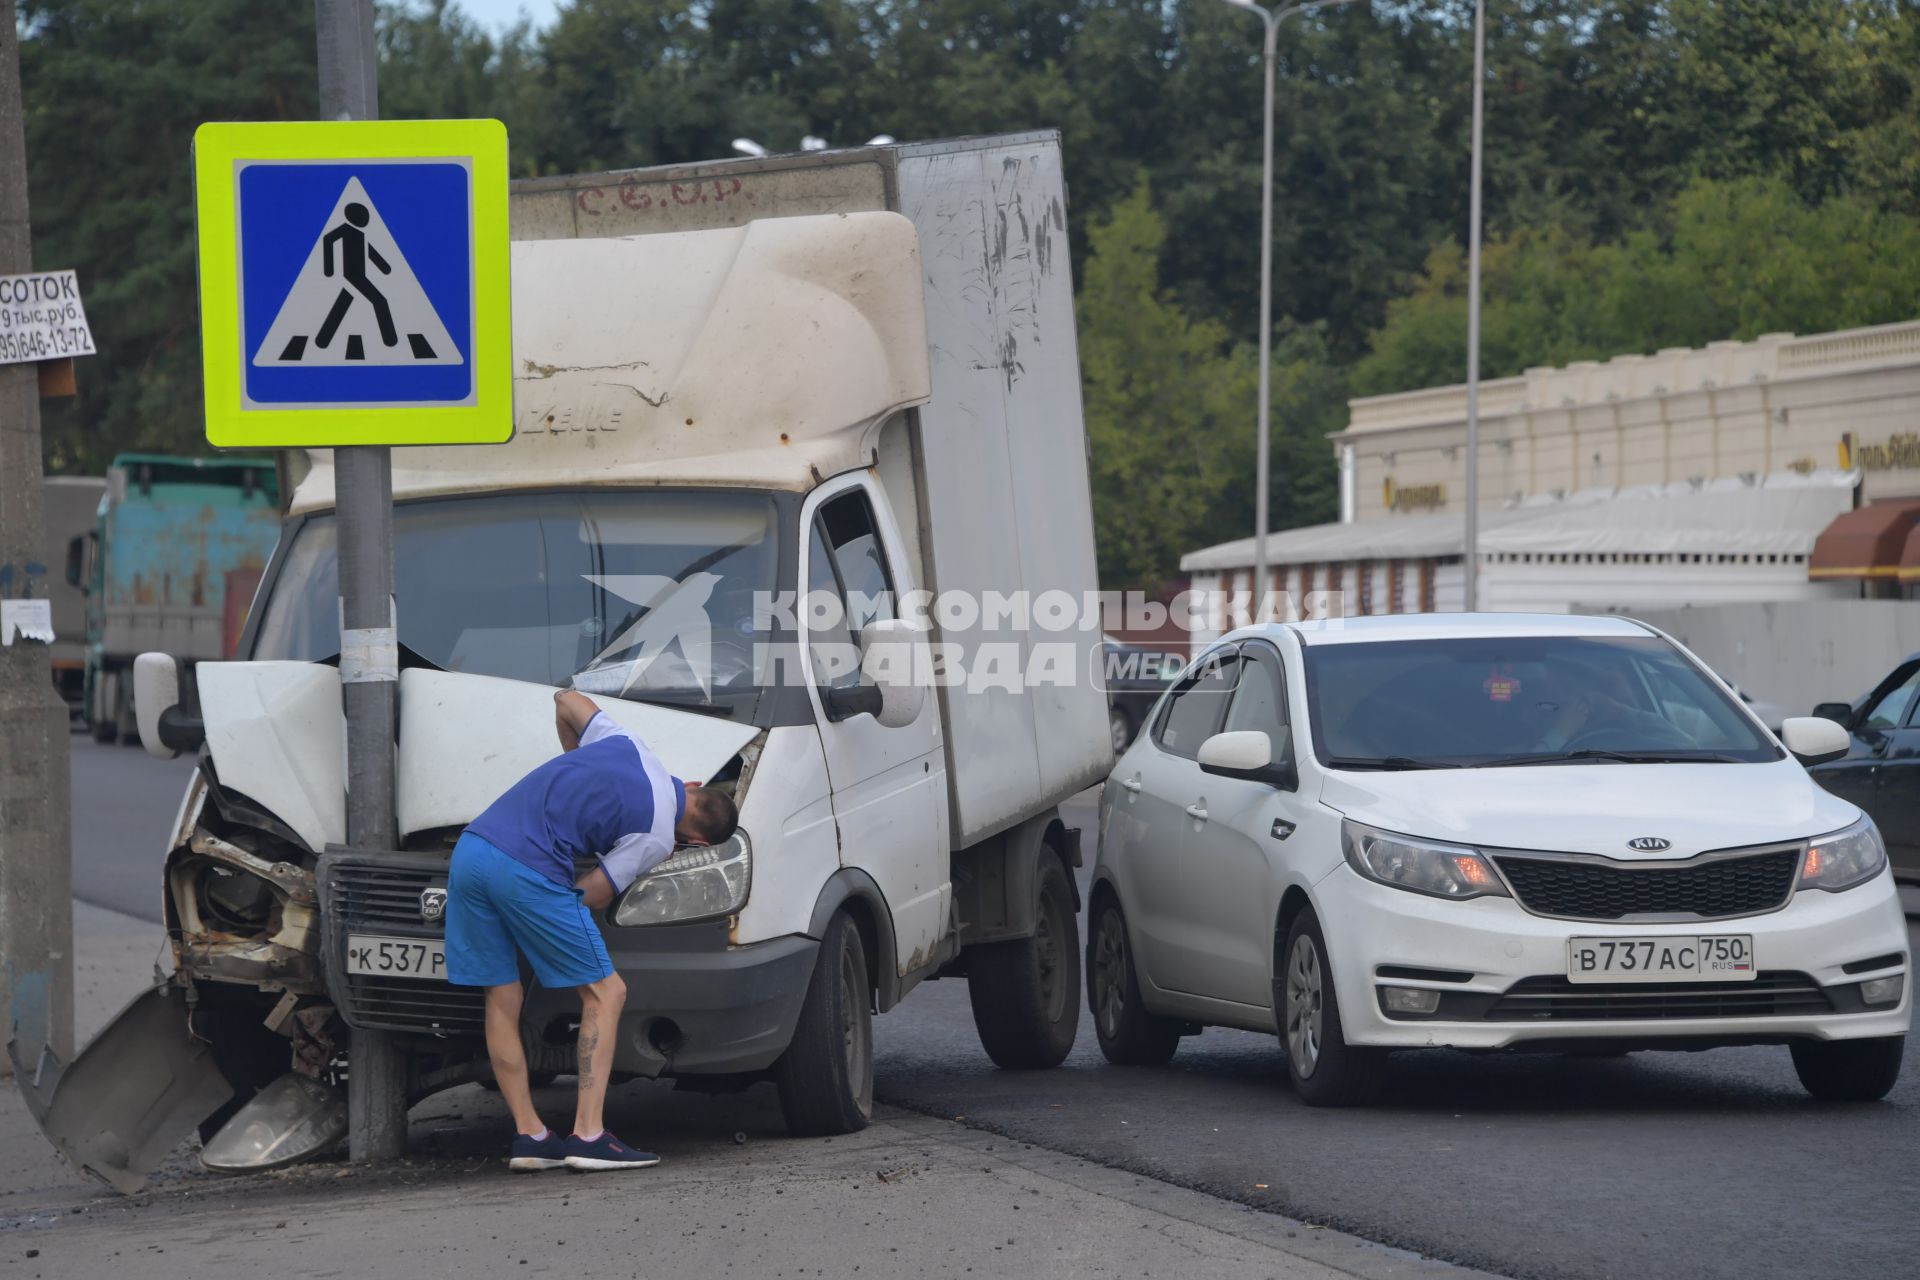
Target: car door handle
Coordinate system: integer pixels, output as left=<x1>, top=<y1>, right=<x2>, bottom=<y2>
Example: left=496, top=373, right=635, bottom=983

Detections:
left=1184, top=803, right=1209, bottom=822
left=1119, top=777, right=1143, bottom=793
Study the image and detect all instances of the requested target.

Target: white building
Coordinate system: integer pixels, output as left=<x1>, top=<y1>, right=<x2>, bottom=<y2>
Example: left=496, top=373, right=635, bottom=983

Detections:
left=1181, top=319, right=1920, bottom=647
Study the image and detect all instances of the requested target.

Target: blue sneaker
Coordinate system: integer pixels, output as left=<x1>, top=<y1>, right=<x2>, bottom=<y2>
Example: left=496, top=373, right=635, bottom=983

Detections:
left=563, top=1132, right=660, bottom=1172
left=508, top=1130, right=568, bottom=1172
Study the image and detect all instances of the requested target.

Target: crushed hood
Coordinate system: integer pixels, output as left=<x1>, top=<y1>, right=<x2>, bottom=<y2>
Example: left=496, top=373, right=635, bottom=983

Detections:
left=196, top=663, right=761, bottom=849
left=1316, top=757, right=1859, bottom=859
left=395, top=669, right=759, bottom=839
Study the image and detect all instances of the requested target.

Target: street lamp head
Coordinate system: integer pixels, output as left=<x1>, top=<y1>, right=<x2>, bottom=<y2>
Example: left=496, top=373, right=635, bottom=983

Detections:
left=731, top=138, right=768, bottom=158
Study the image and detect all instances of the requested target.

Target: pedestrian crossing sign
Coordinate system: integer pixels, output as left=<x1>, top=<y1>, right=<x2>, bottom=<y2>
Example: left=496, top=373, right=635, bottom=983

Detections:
left=193, top=119, right=512, bottom=447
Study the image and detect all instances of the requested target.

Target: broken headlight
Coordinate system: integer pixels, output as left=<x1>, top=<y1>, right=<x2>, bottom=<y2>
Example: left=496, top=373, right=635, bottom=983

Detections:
left=613, top=830, right=751, bottom=926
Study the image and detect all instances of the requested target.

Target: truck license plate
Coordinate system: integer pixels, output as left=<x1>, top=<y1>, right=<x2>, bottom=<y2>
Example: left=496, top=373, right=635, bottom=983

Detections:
left=1567, top=935, right=1754, bottom=983
left=345, top=934, right=447, bottom=981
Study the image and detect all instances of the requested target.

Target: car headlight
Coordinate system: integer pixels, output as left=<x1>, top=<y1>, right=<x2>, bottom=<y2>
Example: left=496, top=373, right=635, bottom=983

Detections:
left=1341, top=820, right=1510, bottom=900
left=1799, top=818, right=1886, bottom=892
left=614, top=830, right=751, bottom=926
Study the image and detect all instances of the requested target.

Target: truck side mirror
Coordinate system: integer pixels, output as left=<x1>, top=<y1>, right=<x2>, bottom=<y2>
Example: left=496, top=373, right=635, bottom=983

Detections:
left=65, top=534, right=87, bottom=591
left=133, top=652, right=205, bottom=760
left=1811, top=702, right=1854, bottom=728
left=1197, top=729, right=1297, bottom=790
left=822, top=682, right=883, bottom=723
left=859, top=618, right=927, bottom=729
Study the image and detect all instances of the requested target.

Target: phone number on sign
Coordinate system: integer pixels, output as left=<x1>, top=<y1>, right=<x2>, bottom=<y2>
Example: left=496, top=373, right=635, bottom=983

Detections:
left=0, top=325, right=94, bottom=362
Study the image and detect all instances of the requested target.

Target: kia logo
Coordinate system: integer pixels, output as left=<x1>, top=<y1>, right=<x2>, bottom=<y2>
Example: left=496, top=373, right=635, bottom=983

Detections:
left=1626, top=836, right=1672, bottom=852
left=419, top=887, right=448, bottom=923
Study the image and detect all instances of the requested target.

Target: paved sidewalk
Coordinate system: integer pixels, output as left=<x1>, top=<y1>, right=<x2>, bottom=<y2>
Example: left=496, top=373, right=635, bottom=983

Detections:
left=0, top=903, right=1488, bottom=1280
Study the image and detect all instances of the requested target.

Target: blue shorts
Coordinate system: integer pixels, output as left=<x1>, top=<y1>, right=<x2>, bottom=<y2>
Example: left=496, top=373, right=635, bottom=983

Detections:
left=445, top=832, right=614, bottom=990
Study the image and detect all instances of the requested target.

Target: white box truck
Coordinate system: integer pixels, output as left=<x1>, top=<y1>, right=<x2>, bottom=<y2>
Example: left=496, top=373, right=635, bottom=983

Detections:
left=14, top=132, right=1112, bottom=1191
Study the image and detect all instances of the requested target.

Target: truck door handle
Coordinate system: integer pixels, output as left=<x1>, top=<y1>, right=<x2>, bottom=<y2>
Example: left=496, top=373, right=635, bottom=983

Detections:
left=1119, top=776, right=1142, bottom=793
left=1184, top=803, right=1209, bottom=822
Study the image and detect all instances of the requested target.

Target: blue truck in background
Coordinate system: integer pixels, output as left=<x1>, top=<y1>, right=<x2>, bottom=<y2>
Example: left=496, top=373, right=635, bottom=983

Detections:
left=64, top=453, right=282, bottom=743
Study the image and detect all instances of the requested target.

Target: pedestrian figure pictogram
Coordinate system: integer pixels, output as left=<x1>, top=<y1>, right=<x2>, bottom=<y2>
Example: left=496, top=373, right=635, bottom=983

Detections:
left=252, top=176, right=462, bottom=370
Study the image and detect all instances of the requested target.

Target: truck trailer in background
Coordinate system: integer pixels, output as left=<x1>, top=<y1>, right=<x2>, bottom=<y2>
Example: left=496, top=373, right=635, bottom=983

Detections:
left=67, top=453, right=280, bottom=743
left=44, top=475, right=106, bottom=721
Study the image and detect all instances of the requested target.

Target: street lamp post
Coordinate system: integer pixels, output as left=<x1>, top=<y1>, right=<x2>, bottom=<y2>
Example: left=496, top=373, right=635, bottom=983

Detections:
left=1219, top=0, right=1358, bottom=620
left=1463, top=0, right=1486, bottom=613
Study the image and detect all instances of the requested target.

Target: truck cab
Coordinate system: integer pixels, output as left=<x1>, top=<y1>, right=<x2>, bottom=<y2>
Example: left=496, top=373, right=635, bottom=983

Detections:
left=16, top=133, right=1112, bottom=1191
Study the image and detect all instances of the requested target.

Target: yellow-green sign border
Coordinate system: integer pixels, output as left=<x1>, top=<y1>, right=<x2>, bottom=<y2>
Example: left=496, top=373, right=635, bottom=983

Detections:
left=194, top=119, right=512, bottom=448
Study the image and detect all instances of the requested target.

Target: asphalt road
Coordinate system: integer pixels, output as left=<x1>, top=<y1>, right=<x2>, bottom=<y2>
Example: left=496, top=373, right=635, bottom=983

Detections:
left=69, top=741, right=1920, bottom=1280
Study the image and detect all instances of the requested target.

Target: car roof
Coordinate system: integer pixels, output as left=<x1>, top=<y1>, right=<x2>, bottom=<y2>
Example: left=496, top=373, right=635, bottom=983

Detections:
left=1225, top=613, right=1655, bottom=648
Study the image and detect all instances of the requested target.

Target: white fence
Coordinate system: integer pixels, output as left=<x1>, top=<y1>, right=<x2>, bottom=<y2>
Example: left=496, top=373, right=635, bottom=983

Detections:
left=1607, top=601, right=1920, bottom=716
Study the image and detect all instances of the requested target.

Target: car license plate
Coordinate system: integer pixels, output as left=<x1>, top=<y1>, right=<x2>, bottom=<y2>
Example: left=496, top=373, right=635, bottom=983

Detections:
left=345, top=934, right=447, bottom=981
left=1566, top=935, right=1754, bottom=983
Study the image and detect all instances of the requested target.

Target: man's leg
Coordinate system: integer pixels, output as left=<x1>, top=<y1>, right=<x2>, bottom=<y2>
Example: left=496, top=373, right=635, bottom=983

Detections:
left=484, top=980, right=545, bottom=1136
left=572, top=971, right=627, bottom=1137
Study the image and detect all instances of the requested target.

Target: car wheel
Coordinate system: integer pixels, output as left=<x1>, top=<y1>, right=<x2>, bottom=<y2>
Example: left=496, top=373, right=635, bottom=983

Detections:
left=1109, top=707, right=1133, bottom=755
left=1279, top=908, right=1387, bottom=1107
left=1086, top=894, right=1181, bottom=1066
left=968, top=855, right=1080, bottom=1069
left=774, top=910, right=874, bottom=1135
left=1790, top=1035, right=1904, bottom=1101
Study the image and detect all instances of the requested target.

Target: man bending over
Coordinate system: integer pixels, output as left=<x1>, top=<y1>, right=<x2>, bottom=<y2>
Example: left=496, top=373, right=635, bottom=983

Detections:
left=445, top=689, right=739, bottom=1172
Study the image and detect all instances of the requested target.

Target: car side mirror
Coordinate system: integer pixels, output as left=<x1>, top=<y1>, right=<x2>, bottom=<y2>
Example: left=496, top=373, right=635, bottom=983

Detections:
left=859, top=618, right=927, bottom=729
left=133, top=652, right=205, bottom=760
left=1780, top=716, right=1850, bottom=767
left=1811, top=701, right=1854, bottom=729
left=1197, top=729, right=1296, bottom=790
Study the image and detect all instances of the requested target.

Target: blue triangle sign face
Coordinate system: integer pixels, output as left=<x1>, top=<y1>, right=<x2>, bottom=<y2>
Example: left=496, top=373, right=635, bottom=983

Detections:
left=253, top=177, right=463, bottom=368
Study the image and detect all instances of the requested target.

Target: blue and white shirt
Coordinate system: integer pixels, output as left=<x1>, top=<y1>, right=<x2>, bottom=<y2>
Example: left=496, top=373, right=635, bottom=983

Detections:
left=467, top=711, right=684, bottom=895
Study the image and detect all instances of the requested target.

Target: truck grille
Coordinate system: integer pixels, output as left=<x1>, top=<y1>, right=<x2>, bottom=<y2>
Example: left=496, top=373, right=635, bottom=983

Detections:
left=318, top=852, right=485, bottom=1037
left=1487, top=971, right=1832, bottom=1021
left=1492, top=848, right=1799, bottom=921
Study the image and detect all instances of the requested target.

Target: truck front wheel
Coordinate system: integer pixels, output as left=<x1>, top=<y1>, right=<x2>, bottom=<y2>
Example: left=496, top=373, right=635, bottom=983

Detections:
left=775, top=910, right=874, bottom=1136
left=966, top=854, right=1080, bottom=1069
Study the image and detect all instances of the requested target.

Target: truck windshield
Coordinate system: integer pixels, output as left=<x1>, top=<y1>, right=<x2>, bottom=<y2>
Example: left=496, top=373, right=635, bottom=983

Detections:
left=252, top=490, right=781, bottom=720
left=1302, top=635, right=1782, bottom=769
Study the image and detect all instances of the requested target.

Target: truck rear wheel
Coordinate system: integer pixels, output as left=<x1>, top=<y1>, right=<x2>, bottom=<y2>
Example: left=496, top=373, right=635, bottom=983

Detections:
left=775, top=910, right=874, bottom=1136
left=967, top=854, right=1079, bottom=1069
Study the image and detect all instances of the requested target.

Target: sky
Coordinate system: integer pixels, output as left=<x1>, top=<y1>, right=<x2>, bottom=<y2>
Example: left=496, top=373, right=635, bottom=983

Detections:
left=451, top=0, right=563, bottom=35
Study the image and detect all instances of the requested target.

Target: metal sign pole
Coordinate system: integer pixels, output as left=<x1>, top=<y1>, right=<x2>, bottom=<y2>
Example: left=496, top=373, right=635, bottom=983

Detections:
left=314, top=0, right=407, bottom=1163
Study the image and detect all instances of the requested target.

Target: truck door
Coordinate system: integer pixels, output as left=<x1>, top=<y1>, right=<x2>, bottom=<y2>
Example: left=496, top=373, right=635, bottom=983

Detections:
left=800, top=478, right=950, bottom=978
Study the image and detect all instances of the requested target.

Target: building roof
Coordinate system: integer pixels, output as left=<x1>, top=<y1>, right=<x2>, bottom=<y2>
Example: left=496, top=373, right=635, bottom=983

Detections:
left=1335, top=319, right=1920, bottom=441
left=1181, top=471, right=1857, bottom=572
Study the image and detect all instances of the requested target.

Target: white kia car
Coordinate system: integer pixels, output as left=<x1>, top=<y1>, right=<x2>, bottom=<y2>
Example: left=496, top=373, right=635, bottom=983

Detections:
left=1089, top=614, right=1910, bottom=1106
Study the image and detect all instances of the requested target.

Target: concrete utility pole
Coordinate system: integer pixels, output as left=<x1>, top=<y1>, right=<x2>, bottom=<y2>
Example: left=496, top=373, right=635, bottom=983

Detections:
left=0, top=0, right=75, bottom=1079
left=314, top=0, right=408, bottom=1161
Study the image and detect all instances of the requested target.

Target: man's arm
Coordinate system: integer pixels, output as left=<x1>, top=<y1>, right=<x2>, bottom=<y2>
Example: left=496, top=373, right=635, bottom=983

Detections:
left=554, top=689, right=600, bottom=752
left=576, top=867, right=615, bottom=910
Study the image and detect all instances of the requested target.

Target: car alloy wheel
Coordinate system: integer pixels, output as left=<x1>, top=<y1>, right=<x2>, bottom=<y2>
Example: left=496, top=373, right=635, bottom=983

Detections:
left=1285, top=932, right=1324, bottom=1077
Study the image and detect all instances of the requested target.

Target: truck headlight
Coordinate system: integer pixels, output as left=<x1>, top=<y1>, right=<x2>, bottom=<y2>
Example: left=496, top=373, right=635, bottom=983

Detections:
left=614, top=831, right=751, bottom=926
left=1341, top=820, right=1509, bottom=900
left=1799, top=818, right=1886, bottom=892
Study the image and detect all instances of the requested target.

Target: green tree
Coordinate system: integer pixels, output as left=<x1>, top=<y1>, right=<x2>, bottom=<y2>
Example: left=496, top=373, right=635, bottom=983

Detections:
left=22, top=0, right=318, bottom=472
left=1351, top=173, right=1920, bottom=396
left=1078, top=177, right=1340, bottom=586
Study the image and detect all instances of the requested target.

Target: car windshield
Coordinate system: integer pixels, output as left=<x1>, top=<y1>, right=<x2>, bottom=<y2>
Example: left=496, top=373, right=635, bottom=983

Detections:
left=1302, top=634, right=1782, bottom=769
left=251, top=490, right=783, bottom=720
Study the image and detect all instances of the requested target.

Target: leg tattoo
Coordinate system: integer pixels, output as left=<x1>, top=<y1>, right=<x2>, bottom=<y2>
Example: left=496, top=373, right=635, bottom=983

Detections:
left=577, top=1027, right=600, bottom=1095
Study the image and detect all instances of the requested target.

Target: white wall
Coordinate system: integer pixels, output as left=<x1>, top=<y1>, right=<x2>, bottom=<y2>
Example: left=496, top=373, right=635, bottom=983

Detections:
left=1608, top=600, right=1920, bottom=715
